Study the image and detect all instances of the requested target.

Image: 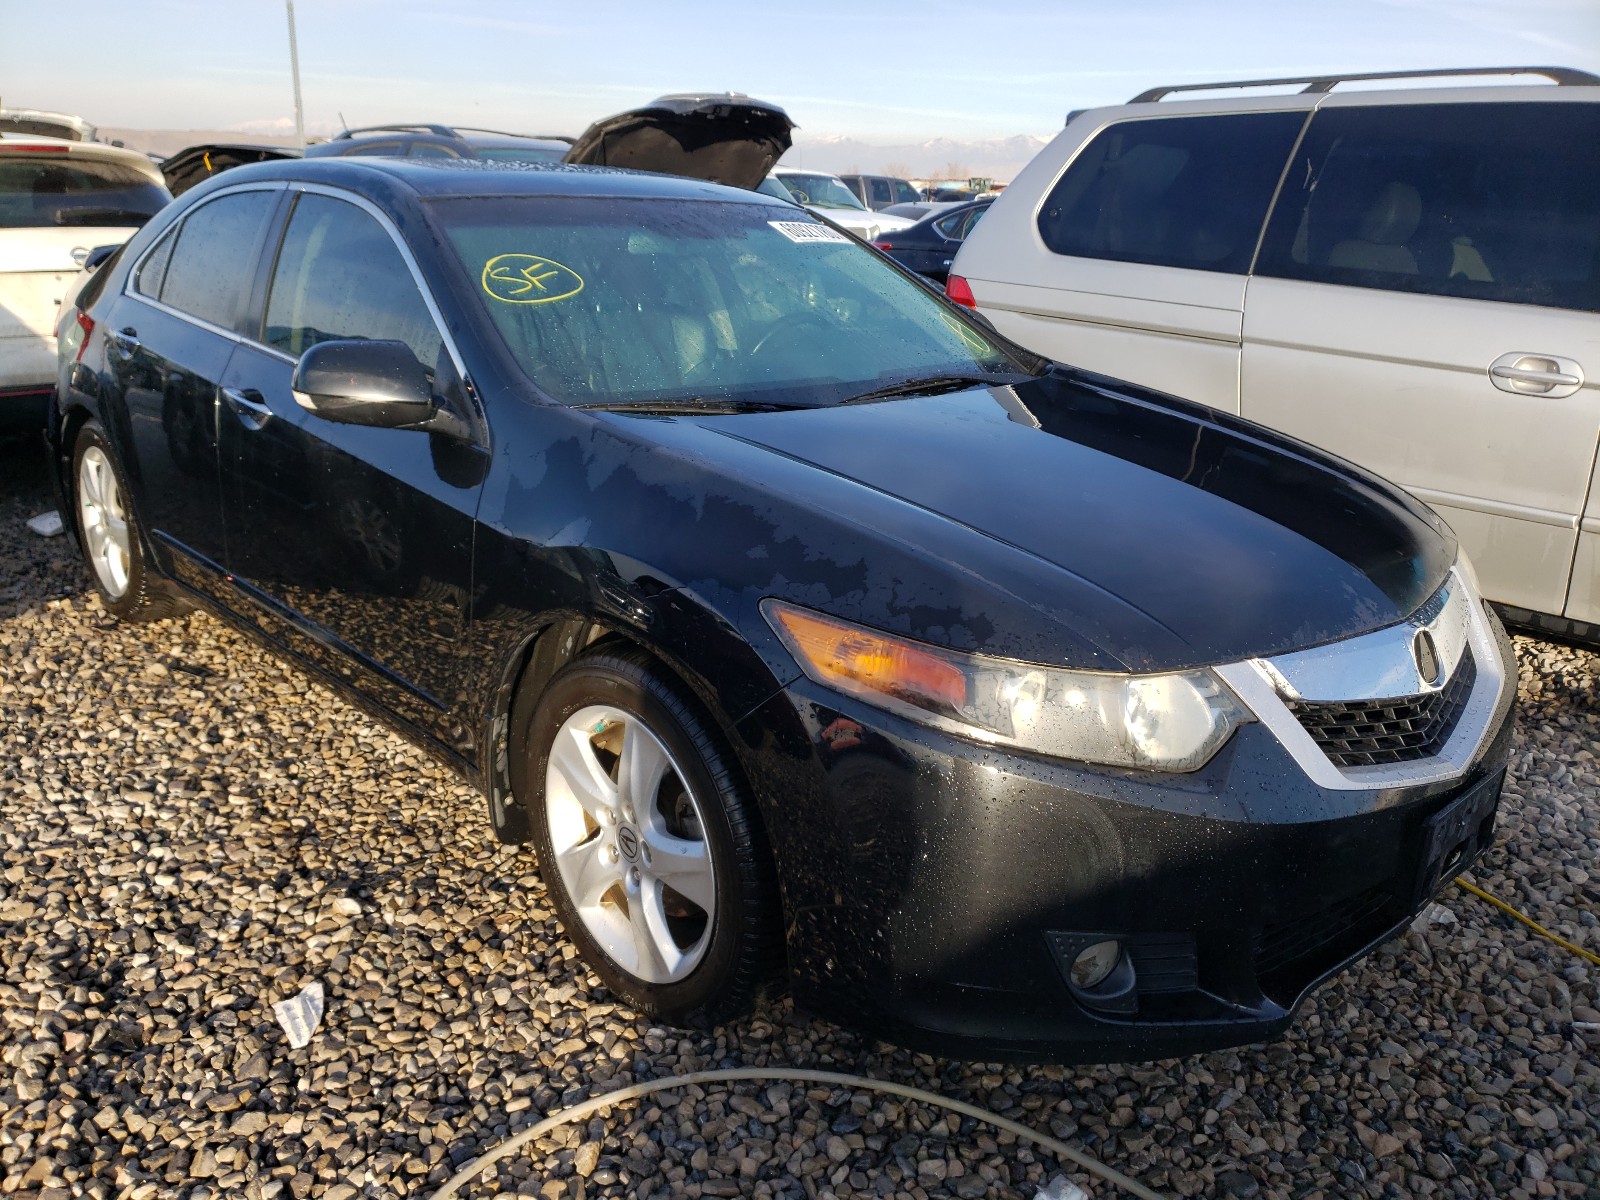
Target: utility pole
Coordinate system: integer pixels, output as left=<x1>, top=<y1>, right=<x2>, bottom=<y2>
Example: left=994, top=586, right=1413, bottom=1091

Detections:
left=286, top=0, right=306, bottom=148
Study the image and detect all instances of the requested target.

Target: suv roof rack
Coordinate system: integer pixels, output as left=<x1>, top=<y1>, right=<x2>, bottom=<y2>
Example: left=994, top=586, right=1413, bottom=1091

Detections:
left=1129, top=65, right=1600, bottom=103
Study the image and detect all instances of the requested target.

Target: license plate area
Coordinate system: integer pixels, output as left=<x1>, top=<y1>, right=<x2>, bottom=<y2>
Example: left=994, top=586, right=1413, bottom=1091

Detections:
left=1415, top=767, right=1504, bottom=903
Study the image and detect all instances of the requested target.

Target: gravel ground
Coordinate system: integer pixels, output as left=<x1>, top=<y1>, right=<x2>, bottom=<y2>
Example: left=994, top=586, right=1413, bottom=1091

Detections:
left=1, top=432, right=1596, bottom=1200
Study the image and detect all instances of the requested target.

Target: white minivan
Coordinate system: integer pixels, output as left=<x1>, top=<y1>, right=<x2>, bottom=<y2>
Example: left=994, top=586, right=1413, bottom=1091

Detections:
left=951, top=67, right=1600, bottom=643
left=1, top=133, right=170, bottom=425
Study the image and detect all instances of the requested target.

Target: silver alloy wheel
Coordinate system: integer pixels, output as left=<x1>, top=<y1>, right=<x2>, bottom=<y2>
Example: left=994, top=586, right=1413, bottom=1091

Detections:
left=77, top=446, right=132, bottom=600
left=544, top=704, right=716, bottom=984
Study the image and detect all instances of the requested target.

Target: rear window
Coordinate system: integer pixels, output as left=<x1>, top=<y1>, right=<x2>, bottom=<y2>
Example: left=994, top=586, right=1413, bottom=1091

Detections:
left=0, top=157, right=169, bottom=228
left=1037, top=112, right=1305, bottom=274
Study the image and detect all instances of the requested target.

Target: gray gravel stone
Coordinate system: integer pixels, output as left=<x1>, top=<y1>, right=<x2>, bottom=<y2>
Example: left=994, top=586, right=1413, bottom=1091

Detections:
left=1, top=435, right=1595, bottom=1199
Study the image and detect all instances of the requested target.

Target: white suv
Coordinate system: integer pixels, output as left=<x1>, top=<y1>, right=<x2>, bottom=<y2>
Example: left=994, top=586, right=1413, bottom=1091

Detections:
left=1, top=133, right=170, bottom=424
left=950, top=67, right=1600, bottom=643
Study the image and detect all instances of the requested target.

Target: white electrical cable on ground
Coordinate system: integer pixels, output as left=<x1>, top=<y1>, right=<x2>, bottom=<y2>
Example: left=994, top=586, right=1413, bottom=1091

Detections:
left=428, top=1066, right=1168, bottom=1200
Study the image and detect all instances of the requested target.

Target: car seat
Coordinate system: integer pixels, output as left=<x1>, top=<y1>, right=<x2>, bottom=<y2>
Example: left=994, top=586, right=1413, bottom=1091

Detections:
left=1328, top=181, right=1422, bottom=275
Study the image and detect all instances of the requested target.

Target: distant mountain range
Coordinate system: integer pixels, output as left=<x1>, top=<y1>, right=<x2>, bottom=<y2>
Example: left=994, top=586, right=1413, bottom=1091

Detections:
left=98, top=126, right=1055, bottom=184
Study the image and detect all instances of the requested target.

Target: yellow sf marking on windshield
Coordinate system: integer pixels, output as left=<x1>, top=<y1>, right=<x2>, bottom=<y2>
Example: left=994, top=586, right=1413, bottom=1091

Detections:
left=939, top=310, right=993, bottom=355
left=482, top=253, right=585, bottom=304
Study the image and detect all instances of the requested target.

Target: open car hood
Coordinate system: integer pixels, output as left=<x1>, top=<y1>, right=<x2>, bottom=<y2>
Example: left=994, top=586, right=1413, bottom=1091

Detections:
left=562, top=94, right=794, bottom=190
left=160, top=144, right=302, bottom=196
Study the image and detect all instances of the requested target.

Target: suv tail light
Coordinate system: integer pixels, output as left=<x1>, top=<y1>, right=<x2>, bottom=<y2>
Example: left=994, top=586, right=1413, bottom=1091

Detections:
left=945, top=274, right=976, bottom=308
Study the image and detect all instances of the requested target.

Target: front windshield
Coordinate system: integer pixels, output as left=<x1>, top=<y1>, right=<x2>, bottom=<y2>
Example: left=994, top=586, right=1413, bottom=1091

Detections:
left=433, top=196, right=1026, bottom=408
left=774, top=173, right=865, bottom=211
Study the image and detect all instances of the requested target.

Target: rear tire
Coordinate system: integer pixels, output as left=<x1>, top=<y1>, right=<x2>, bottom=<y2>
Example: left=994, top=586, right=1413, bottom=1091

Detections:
left=511, top=646, right=780, bottom=1026
left=71, top=422, right=189, bottom=623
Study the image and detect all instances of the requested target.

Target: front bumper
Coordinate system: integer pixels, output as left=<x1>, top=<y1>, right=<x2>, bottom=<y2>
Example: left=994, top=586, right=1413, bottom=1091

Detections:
left=735, top=596, right=1516, bottom=1063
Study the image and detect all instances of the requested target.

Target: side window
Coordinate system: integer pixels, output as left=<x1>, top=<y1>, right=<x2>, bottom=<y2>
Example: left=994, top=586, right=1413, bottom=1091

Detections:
left=133, top=228, right=177, bottom=298
left=342, top=140, right=404, bottom=157
left=869, top=178, right=893, bottom=206
left=1256, top=103, right=1600, bottom=313
left=936, top=205, right=990, bottom=242
left=892, top=180, right=920, bottom=205
left=155, top=190, right=277, bottom=325
left=1037, top=111, right=1305, bottom=274
left=263, top=192, right=443, bottom=372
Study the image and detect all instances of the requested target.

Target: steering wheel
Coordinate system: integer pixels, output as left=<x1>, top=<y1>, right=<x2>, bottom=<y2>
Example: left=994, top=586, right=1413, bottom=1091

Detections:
left=748, top=315, right=835, bottom=362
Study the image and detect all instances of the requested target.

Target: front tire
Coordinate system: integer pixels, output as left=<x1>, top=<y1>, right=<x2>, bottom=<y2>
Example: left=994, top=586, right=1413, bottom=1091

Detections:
left=511, top=647, right=780, bottom=1025
left=71, top=422, right=188, bottom=623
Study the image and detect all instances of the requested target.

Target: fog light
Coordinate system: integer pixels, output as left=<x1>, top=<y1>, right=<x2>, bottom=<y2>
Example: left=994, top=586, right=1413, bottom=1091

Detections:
left=1070, top=940, right=1121, bottom=989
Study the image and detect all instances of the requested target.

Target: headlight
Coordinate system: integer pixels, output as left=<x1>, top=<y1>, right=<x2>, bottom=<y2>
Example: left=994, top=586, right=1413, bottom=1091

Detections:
left=762, top=600, right=1249, bottom=772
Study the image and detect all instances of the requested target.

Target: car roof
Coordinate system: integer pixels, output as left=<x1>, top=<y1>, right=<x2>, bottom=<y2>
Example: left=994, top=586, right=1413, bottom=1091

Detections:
left=188, top=154, right=796, bottom=205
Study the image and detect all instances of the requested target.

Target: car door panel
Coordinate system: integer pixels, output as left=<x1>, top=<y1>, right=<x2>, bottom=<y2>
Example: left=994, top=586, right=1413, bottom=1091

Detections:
left=1243, top=101, right=1600, bottom=617
left=98, top=187, right=281, bottom=596
left=215, top=189, right=485, bottom=754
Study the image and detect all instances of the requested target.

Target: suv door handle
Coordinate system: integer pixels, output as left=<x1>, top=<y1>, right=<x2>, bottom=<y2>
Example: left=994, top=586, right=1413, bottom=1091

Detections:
left=107, top=327, right=140, bottom=356
left=1488, top=352, right=1584, bottom=398
left=220, top=386, right=274, bottom=427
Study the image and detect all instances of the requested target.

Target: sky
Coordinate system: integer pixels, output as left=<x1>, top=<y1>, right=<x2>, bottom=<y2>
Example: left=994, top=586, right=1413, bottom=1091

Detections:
left=3, top=0, right=1598, bottom=146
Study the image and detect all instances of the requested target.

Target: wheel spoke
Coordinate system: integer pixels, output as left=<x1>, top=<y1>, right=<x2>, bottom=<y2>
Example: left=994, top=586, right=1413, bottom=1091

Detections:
left=556, top=838, right=620, bottom=910
left=630, top=879, right=684, bottom=980
left=104, top=513, right=131, bottom=555
left=618, top=721, right=670, bottom=816
left=548, top=723, right=618, bottom=821
left=644, top=826, right=714, bottom=912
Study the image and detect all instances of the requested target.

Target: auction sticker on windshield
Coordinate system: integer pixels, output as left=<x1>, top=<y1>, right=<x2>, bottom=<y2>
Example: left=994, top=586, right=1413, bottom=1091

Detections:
left=482, top=253, right=585, bottom=304
left=769, top=222, right=852, bottom=245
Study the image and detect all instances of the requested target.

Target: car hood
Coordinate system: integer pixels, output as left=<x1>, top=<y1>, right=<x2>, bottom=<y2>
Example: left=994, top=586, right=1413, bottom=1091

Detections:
left=563, top=93, right=794, bottom=190
left=160, top=144, right=302, bottom=196
left=680, top=370, right=1454, bottom=670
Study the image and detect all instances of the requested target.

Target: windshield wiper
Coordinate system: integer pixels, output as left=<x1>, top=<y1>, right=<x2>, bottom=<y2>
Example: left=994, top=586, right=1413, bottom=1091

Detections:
left=839, top=372, right=1024, bottom=406
left=573, top=397, right=811, bottom=415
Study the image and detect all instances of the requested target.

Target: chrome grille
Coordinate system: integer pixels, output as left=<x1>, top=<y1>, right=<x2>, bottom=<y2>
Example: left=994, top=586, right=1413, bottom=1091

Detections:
left=1287, top=649, right=1477, bottom=767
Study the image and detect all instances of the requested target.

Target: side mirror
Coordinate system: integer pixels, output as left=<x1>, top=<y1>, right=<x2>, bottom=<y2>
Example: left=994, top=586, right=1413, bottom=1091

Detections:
left=291, top=339, right=438, bottom=430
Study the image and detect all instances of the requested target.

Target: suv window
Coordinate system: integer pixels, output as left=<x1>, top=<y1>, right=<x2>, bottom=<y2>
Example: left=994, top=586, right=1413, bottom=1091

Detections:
left=151, top=189, right=277, bottom=325
left=869, top=178, right=893, bottom=206
left=1037, top=111, right=1305, bottom=274
left=0, top=158, right=168, bottom=229
left=263, top=192, right=443, bottom=370
left=892, top=179, right=920, bottom=205
left=1256, top=103, right=1600, bottom=313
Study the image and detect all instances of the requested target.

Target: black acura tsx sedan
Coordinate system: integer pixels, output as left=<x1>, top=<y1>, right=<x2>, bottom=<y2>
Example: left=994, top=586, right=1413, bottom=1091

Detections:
left=49, top=138, right=1515, bottom=1062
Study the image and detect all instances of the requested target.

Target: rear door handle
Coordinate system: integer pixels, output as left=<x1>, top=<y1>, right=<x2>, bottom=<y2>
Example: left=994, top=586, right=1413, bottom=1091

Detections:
left=107, top=327, right=140, bottom=356
left=220, top=386, right=274, bottom=427
left=1488, top=352, right=1584, bottom=398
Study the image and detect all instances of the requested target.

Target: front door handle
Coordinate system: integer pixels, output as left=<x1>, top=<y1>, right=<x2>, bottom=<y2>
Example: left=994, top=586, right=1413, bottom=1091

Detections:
left=1488, top=352, right=1584, bottom=398
left=220, top=386, right=274, bottom=427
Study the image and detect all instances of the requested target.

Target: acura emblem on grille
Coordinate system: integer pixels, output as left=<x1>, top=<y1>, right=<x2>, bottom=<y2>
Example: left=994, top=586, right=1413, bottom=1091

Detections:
left=1414, top=629, right=1442, bottom=686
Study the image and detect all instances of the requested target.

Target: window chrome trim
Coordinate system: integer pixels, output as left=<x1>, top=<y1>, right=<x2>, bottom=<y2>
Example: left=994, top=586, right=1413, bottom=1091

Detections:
left=1214, top=565, right=1512, bottom=790
left=121, top=181, right=290, bottom=344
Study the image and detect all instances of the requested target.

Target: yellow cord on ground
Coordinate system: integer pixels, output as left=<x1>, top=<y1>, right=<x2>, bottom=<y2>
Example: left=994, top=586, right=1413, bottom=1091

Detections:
left=429, top=1066, right=1167, bottom=1200
left=1456, top=877, right=1600, bottom=966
